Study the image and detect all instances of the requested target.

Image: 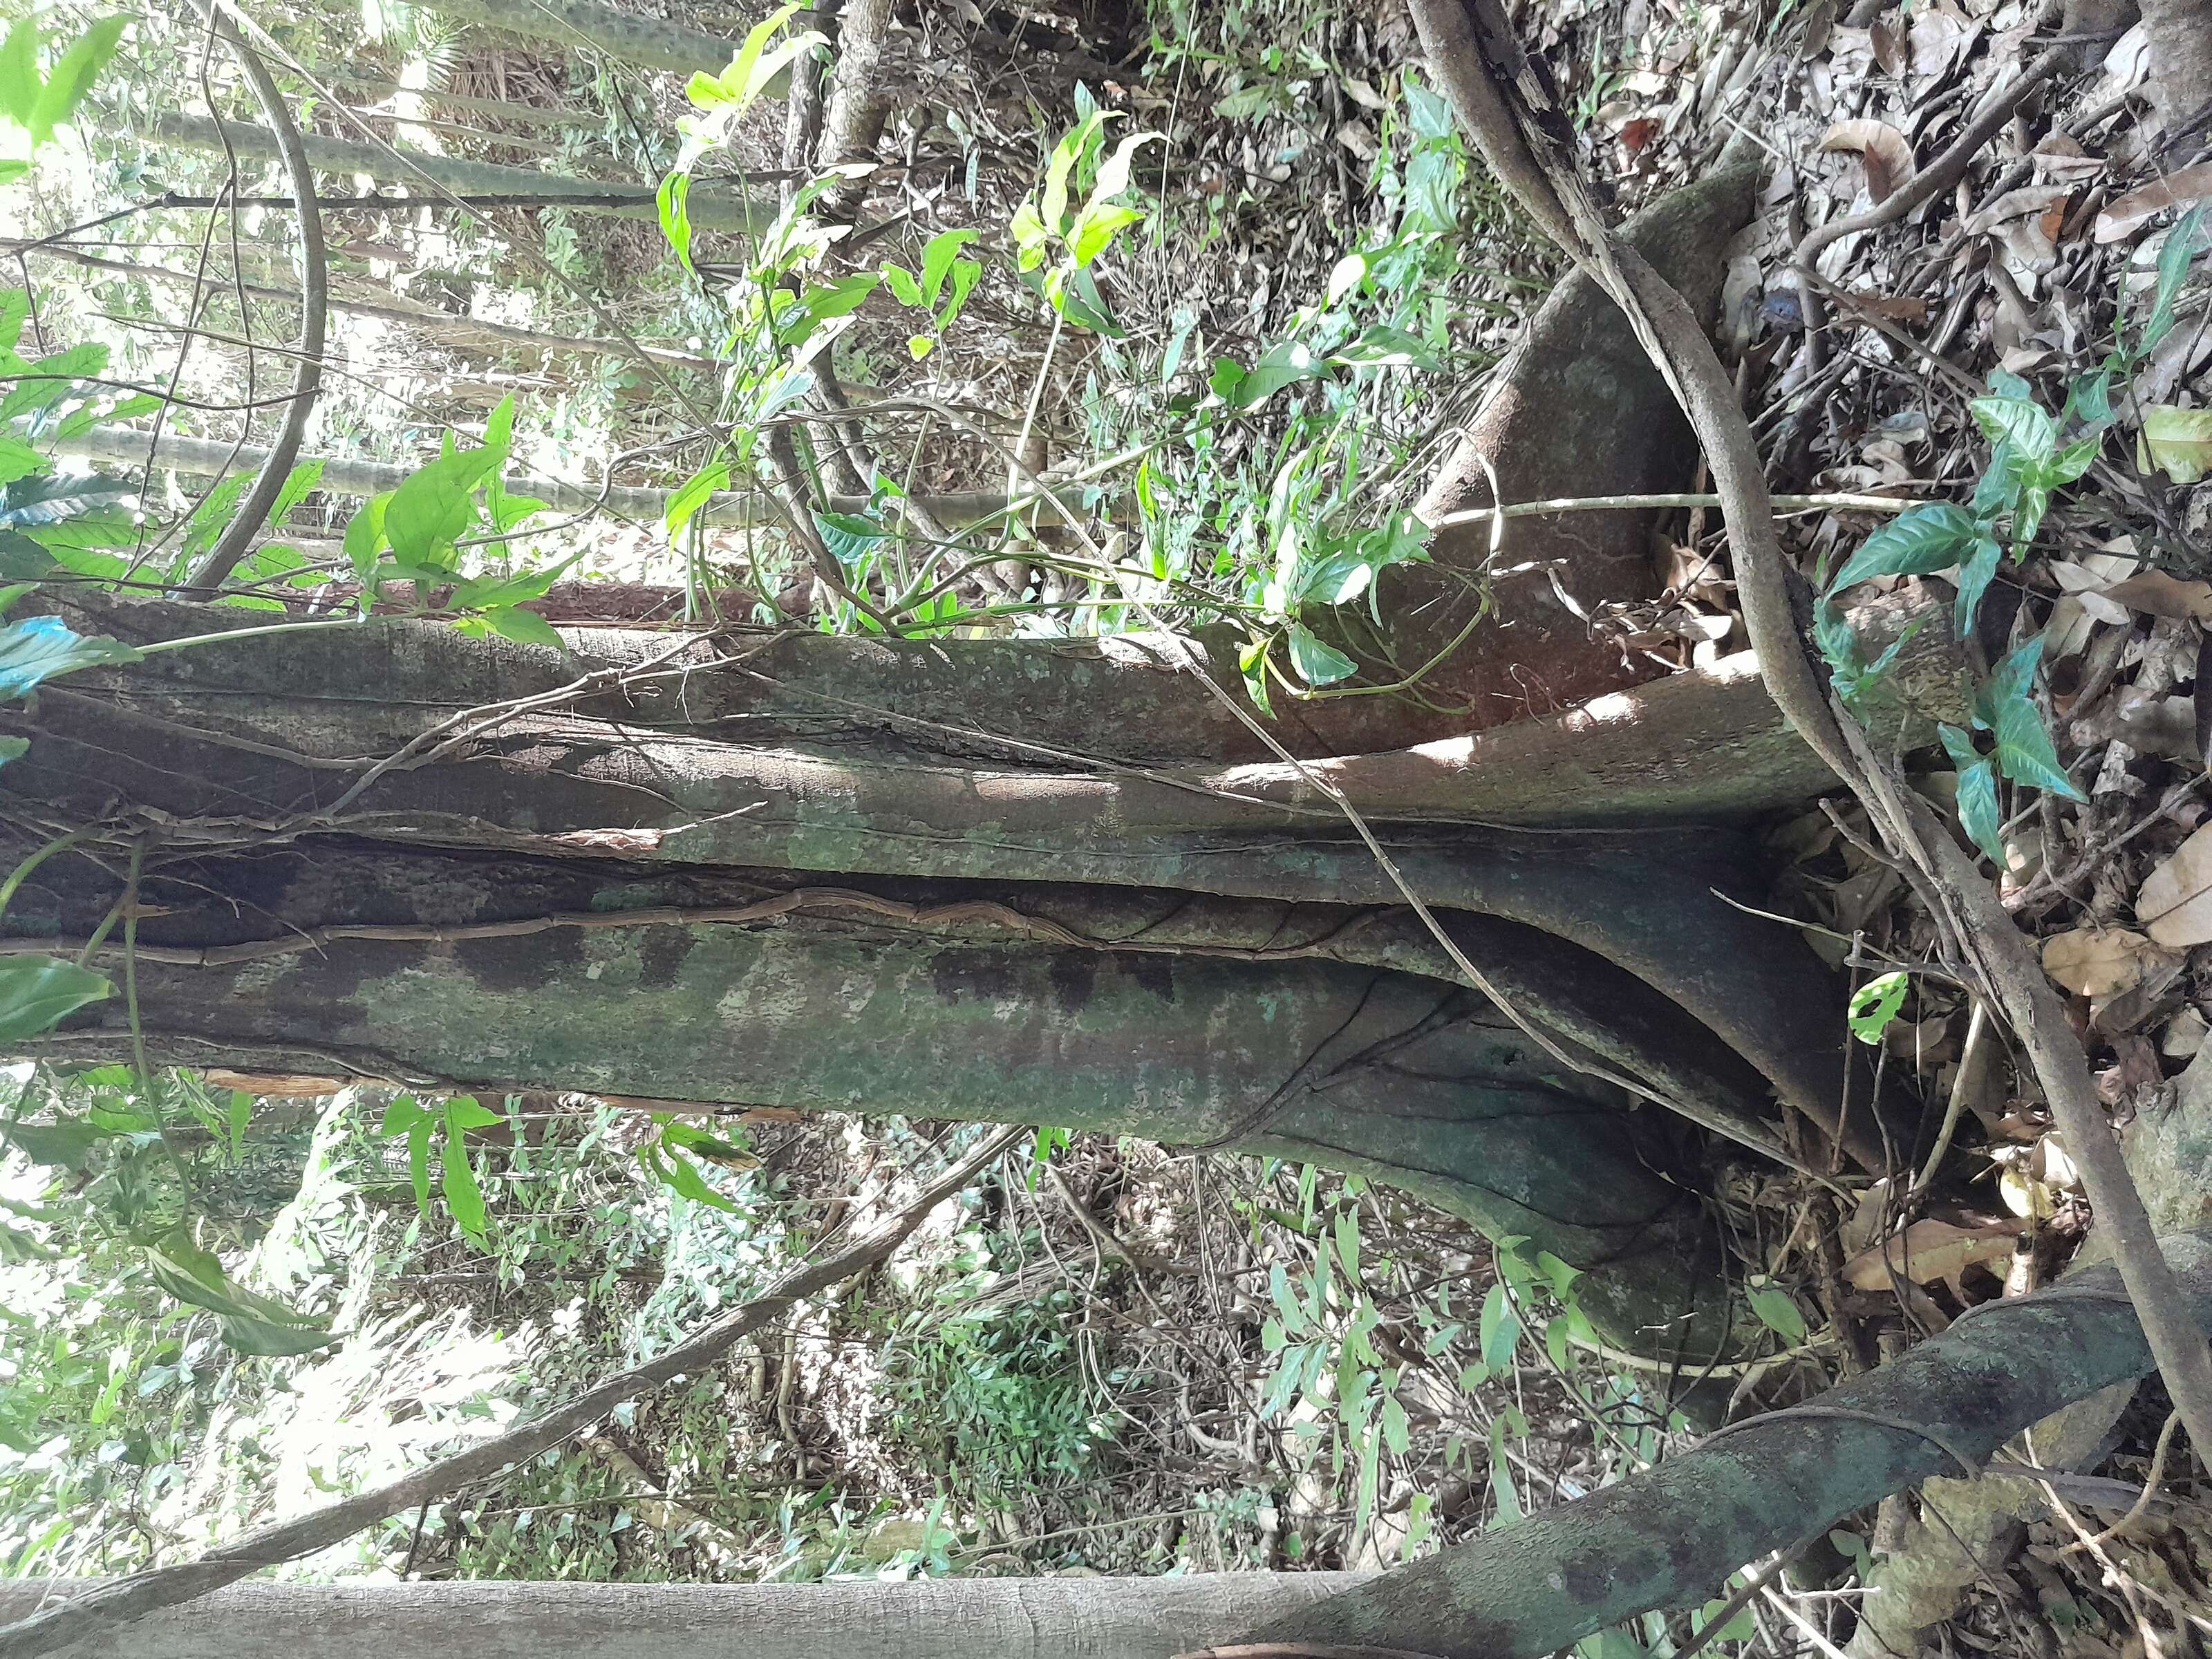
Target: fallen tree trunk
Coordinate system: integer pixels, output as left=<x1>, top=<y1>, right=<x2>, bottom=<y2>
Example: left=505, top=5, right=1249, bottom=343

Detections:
left=1252, top=1230, right=2212, bottom=1659
left=0, top=1576, right=1371, bottom=1659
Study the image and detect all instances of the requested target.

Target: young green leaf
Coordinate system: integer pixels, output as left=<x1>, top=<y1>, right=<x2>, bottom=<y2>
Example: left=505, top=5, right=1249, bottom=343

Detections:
left=1826, top=503, right=1980, bottom=592
left=24, top=15, right=126, bottom=146
left=918, top=229, right=979, bottom=307
left=1989, top=680, right=2085, bottom=800
left=664, top=462, right=730, bottom=542
left=1746, top=1278, right=1808, bottom=1344
left=815, top=509, right=886, bottom=566
left=1940, top=724, right=2004, bottom=863
left=657, top=171, right=695, bottom=270
left=2142, top=205, right=2209, bottom=357
left=1847, top=971, right=1909, bottom=1045
left=385, top=447, right=498, bottom=568
left=145, top=1226, right=334, bottom=1356
left=1286, top=621, right=1357, bottom=687
left=441, top=1126, right=489, bottom=1244
left=480, top=606, right=565, bottom=651
left=1969, top=383, right=2056, bottom=463
left=1953, top=534, right=2002, bottom=635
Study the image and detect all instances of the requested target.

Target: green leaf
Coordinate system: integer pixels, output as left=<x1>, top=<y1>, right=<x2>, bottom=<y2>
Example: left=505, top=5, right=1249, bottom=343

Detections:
left=0, top=341, right=107, bottom=422
left=144, top=1226, right=333, bottom=1356
left=441, top=1125, right=489, bottom=1244
left=657, top=171, right=694, bottom=270
left=1973, top=439, right=2023, bottom=517
left=919, top=229, right=979, bottom=307
left=1069, top=201, right=1145, bottom=267
left=788, top=273, right=879, bottom=338
left=2, top=21, right=44, bottom=133
left=1, top=471, right=133, bottom=528
left=1330, top=324, right=1441, bottom=370
left=1953, top=534, right=2001, bottom=635
left=444, top=1094, right=502, bottom=1131
left=1987, top=673, right=2084, bottom=801
left=268, top=460, right=325, bottom=531
left=0, top=1112, right=111, bottom=1167
left=24, top=15, right=126, bottom=146
left=1232, top=338, right=1327, bottom=409
left=814, top=509, right=885, bottom=567
left=1847, top=971, right=1909, bottom=1045
left=0, top=955, right=111, bottom=1040
left=1478, top=1282, right=1519, bottom=1371
left=1286, top=622, right=1357, bottom=687
left=0, top=613, right=140, bottom=698
left=1940, top=725, right=2004, bottom=863
left=665, top=462, right=729, bottom=543
left=1826, top=504, right=1980, bottom=592
left=0, top=733, right=24, bottom=767
left=480, top=606, right=565, bottom=650
left=2142, top=205, right=2209, bottom=357
left=341, top=491, right=393, bottom=578
left=880, top=263, right=923, bottom=306
left=1969, top=385, right=2056, bottom=463
left=2045, top=433, right=2102, bottom=485
left=0, top=437, right=41, bottom=486
left=384, top=447, right=497, bottom=568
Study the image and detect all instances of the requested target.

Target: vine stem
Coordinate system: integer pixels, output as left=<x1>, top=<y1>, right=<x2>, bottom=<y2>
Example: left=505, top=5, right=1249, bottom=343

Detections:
left=182, top=3, right=326, bottom=594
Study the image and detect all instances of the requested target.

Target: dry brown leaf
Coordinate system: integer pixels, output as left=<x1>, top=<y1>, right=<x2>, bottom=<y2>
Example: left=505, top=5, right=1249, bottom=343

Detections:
left=1965, top=184, right=2070, bottom=236
left=1618, top=115, right=1662, bottom=157
left=1821, top=118, right=1915, bottom=204
left=1868, top=12, right=1906, bottom=76
left=2137, top=821, right=2212, bottom=946
left=1844, top=1219, right=2017, bottom=1293
left=2095, top=162, right=2212, bottom=243
left=2042, top=926, right=2162, bottom=997
left=2100, top=570, right=2212, bottom=621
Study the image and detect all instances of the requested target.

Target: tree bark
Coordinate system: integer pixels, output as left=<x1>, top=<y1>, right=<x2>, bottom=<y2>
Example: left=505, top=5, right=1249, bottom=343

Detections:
left=415, top=0, right=742, bottom=78
left=0, top=1577, right=1371, bottom=1659
left=2137, top=0, right=2212, bottom=142
left=1338, top=159, right=1757, bottom=724
left=147, top=111, right=769, bottom=232
left=816, top=0, right=894, bottom=223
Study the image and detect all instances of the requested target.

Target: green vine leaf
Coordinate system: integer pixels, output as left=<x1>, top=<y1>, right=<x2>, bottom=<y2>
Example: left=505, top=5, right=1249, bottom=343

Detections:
left=1940, top=724, right=2004, bottom=863
left=1827, top=504, right=1980, bottom=592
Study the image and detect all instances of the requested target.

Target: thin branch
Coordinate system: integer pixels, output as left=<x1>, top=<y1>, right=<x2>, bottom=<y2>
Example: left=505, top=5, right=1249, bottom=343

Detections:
left=0, top=1125, right=1027, bottom=1659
